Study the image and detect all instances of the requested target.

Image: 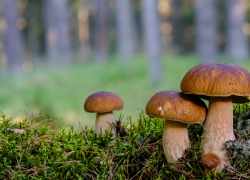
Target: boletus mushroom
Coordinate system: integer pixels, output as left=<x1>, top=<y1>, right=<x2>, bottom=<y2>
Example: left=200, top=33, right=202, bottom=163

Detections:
left=84, top=91, right=123, bottom=135
left=145, top=91, right=207, bottom=163
left=181, top=64, right=250, bottom=171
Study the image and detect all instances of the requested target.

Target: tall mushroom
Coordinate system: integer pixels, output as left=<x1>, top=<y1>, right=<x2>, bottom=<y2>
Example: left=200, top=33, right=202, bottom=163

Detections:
left=146, top=91, right=207, bottom=163
left=84, top=91, right=123, bottom=135
left=181, top=64, right=250, bottom=171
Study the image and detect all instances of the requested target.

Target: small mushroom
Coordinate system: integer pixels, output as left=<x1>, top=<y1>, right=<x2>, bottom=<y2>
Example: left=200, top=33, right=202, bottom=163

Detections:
left=84, top=91, right=123, bottom=135
left=146, top=91, right=207, bottom=163
left=181, top=64, right=250, bottom=171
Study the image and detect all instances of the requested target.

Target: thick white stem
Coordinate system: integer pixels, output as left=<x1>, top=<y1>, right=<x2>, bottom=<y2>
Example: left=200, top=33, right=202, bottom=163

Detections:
left=162, top=121, right=190, bottom=163
left=202, top=99, right=235, bottom=171
left=96, top=112, right=115, bottom=135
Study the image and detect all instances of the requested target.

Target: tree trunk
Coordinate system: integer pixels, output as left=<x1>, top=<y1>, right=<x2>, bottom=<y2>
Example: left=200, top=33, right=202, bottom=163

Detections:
left=3, top=0, right=24, bottom=72
left=94, top=0, right=109, bottom=63
left=44, top=0, right=72, bottom=65
left=116, top=0, right=136, bottom=63
left=195, top=0, right=217, bottom=63
left=227, top=0, right=248, bottom=60
left=78, top=0, right=90, bottom=59
left=0, top=2, right=4, bottom=67
left=171, top=0, right=183, bottom=53
left=26, top=0, right=45, bottom=60
left=142, top=0, right=162, bottom=85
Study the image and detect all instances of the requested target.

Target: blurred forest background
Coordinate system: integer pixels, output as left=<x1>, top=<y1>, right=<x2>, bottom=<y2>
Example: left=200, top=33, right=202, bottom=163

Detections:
left=0, top=0, right=250, bottom=128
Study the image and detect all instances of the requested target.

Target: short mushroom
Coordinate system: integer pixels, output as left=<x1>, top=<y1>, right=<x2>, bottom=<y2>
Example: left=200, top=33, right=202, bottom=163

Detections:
left=145, top=91, right=207, bottom=163
left=84, top=91, right=123, bottom=135
left=181, top=64, right=250, bottom=171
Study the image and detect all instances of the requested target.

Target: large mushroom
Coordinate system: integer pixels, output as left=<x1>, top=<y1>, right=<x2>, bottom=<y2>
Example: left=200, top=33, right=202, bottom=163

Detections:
left=146, top=91, right=207, bottom=163
left=84, top=91, right=123, bottom=135
left=181, top=64, right=250, bottom=171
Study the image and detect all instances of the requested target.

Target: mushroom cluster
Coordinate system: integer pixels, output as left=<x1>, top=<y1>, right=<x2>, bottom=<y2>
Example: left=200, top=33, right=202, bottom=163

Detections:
left=145, top=63, right=250, bottom=171
left=83, top=63, right=250, bottom=172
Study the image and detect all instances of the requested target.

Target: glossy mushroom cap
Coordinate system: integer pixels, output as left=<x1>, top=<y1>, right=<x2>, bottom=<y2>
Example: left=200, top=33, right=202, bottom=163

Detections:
left=84, top=91, right=123, bottom=113
left=181, top=64, right=250, bottom=103
left=145, top=91, right=207, bottom=124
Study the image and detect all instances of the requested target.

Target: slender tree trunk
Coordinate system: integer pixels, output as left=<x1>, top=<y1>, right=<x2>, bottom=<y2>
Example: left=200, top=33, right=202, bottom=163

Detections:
left=0, top=2, right=4, bottom=67
left=78, top=0, right=90, bottom=58
left=44, top=0, right=72, bottom=65
left=195, top=0, right=217, bottom=63
left=142, top=0, right=162, bottom=85
left=94, top=0, right=109, bottom=63
left=116, top=0, right=136, bottom=63
left=3, top=0, right=24, bottom=72
left=26, top=0, right=45, bottom=59
left=171, top=0, right=183, bottom=53
left=227, top=0, right=248, bottom=60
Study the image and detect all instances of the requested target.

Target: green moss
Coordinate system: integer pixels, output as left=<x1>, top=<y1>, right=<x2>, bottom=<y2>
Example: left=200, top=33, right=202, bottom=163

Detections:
left=0, top=111, right=249, bottom=179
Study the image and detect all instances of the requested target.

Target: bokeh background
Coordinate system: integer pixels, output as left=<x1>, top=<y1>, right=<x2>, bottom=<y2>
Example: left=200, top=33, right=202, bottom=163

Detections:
left=0, top=0, right=250, bottom=128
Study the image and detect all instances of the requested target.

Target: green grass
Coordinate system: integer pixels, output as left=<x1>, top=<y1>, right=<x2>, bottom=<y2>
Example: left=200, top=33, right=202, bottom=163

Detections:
left=1, top=55, right=250, bottom=127
left=0, top=109, right=249, bottom=179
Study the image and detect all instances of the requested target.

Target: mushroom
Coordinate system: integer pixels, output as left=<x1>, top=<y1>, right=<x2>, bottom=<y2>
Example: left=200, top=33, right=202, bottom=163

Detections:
left=181, top=64, right=250, bottom=171
left=145, top=91, right=207, bottom=163
left=84, top=91, right=123, bottom=135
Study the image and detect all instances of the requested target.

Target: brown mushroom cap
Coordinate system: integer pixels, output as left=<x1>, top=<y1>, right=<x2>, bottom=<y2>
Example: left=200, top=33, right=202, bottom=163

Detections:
left=181, top=64, right=250, bottom=103
left=84, top=91, right=123, bottom=113
left=145, top=91, right=207, bottom=124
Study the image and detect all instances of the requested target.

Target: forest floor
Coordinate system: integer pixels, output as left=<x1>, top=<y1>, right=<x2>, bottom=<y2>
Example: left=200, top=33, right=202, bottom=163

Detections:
left=1, top=55, right=250, bottom=128
left=0, top=107, right=249, bottom=179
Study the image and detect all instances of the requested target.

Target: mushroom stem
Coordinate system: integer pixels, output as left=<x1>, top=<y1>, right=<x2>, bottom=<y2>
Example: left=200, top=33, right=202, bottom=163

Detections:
left=202, top=98, right=235, bottom=171
left=162, top=120, right=190, bottom=163
left=96, top=112, right=115, bottom=135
